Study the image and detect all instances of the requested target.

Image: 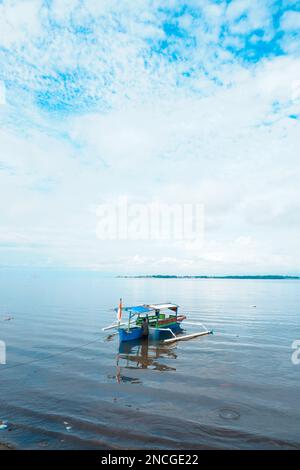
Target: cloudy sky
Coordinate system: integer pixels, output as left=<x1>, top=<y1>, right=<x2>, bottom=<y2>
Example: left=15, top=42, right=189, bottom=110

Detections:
left=0, top=0, right=299, bottom=275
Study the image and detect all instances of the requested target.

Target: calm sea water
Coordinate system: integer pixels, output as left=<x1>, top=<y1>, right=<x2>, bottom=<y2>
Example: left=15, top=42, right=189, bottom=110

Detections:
left=0, top=272, right=299, bottom=449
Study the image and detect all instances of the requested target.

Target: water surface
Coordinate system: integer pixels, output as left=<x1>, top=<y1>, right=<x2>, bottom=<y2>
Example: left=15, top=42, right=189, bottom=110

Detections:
left=0, top=272, right=299, bottom=449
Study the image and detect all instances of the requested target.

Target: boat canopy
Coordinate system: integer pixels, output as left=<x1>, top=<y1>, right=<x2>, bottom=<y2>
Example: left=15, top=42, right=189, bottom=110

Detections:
left=148, top=303, right=179, bottom=310
left=114, top=303, right=178, bottom=314
left=123, top=305, right=153, bottom=314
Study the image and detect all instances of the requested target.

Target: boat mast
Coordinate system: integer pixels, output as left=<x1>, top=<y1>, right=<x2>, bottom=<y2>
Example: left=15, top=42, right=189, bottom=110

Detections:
left=127, top=310, right=131, bottom=332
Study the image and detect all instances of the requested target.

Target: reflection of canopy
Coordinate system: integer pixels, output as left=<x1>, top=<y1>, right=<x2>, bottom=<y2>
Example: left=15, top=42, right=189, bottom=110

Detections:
left=117, top=339, right=178, bottom=374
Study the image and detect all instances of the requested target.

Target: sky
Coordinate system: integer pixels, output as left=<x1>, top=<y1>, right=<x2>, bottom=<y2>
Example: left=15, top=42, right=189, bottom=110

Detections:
left=0, top=0, right=300, bottom=275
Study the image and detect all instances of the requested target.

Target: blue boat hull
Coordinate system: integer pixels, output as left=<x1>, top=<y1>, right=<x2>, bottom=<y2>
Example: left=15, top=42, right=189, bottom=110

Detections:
left=119, top=323, right=183, bottom=342
left=119, top=327, right=143, bottom=342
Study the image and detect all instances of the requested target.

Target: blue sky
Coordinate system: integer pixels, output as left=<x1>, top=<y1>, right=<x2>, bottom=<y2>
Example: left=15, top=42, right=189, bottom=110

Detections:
left=0, top=0, right=300, bottom=274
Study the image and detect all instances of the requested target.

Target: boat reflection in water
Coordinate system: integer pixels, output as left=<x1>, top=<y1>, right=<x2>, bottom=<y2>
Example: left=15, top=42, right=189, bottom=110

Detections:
left=114, top=338, right=178, bottom=384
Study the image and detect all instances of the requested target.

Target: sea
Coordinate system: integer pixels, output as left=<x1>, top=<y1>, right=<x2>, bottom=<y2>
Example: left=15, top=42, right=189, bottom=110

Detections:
left=0, top=271, right=299, bottom=449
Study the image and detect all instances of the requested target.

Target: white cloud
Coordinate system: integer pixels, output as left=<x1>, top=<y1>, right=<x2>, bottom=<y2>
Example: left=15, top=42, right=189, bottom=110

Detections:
left=0, top=0, right=42, bottom=48
left=0, top=81, right=6, bottom=105
left=0, top=0, right=299, bottom=274
left=281, top=10, right=300, bottom=31
left=226, top=0, right=273, bottom=35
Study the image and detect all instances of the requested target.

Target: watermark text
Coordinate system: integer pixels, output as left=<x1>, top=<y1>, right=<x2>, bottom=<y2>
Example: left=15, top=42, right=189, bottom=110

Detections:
left=291, top=340, right=300, bottom=365
left=96, top=198, right=204, bottom=241
left=0, top=340, right=6, bottom=365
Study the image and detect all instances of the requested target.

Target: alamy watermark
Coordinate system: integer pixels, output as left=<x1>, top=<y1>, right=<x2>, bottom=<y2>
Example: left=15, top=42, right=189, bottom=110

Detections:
left=291, top=340, right=300, bottom=365
left=0, top=340, right=6, bottom=365
left=95, top=198, right=204, bottom=241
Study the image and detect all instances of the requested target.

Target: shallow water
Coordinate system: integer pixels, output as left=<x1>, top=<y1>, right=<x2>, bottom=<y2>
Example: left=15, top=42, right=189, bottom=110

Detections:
left=0, top=272, right=299, bottom=449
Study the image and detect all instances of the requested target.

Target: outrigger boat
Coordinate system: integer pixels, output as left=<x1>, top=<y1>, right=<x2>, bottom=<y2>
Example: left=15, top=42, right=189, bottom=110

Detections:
left=103, top=299, right=213, bottom=343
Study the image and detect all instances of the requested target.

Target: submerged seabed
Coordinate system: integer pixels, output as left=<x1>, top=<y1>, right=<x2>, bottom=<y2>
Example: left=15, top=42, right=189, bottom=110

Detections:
left=0, top=273, right=299, bottom=449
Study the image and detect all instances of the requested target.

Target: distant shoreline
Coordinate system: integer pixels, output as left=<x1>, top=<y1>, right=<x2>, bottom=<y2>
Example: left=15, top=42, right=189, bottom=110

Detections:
left=118, top=275, right=300, bottom=280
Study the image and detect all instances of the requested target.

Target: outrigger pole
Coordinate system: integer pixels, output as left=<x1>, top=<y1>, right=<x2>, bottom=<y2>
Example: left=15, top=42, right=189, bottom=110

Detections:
left=102, top=322, right=126, bottom=331
left=164, top=329, right=213, bottom=344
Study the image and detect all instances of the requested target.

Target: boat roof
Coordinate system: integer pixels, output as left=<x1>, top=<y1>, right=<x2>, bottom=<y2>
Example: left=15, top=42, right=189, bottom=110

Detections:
left=114, top=303, right=178, bottom=313
left=124, top=305, right=153, bottom=314
left=147, top=303, right=179, bottom=310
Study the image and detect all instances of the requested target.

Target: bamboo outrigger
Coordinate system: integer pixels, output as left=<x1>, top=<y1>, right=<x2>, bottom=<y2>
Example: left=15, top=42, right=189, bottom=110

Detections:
left=103, top=299, right=213, bottom=343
